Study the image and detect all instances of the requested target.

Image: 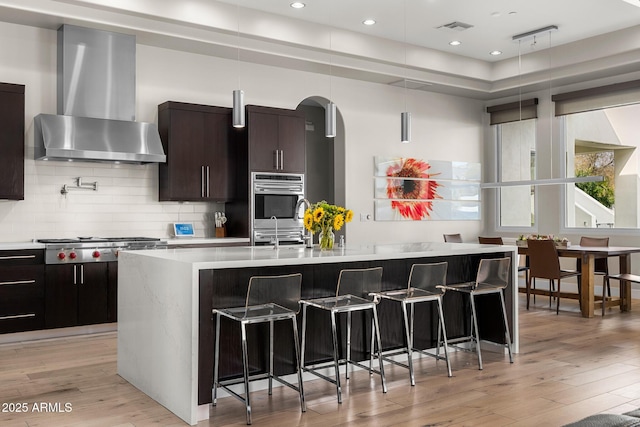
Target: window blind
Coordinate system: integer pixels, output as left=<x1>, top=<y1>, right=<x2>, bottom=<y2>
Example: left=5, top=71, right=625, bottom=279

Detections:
left=553, top=79, right=640, bottom=116
left=486, top=98, right=538, bottom=125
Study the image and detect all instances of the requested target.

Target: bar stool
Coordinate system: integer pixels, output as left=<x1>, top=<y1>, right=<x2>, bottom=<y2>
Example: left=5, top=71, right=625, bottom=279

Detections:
left=300, top=267, right=386, bottom=403
left=212, top=273, right=305, bottom=425
left=438, top=257, right=514, bottom=370
left=370, top=262, right=452, bottom=386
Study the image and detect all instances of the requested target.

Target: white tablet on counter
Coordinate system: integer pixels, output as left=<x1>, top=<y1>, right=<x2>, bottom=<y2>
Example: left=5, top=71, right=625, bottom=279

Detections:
left=173, top=222, right=195, bottom=238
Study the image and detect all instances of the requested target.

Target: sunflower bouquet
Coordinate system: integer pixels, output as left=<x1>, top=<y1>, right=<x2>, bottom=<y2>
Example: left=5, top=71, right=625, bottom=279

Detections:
left=303, top=200, right=353, bottom=249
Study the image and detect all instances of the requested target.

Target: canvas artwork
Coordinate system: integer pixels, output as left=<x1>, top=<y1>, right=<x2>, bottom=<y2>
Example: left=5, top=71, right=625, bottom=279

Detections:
left=373, top=156, right=481, bottom=221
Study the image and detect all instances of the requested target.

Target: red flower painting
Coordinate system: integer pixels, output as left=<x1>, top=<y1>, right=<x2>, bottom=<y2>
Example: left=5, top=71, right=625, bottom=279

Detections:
left=385, top=158, right=441, bottom=220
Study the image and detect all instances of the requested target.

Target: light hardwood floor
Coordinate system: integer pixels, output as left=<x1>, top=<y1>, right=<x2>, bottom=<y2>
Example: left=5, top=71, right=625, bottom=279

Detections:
left=1, top=295, right=640, bottom=427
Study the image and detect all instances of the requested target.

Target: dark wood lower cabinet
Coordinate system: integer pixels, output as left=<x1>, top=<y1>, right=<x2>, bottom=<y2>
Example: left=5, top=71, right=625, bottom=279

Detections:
left=197, top=252, right=514, bottom=405
left=0, top=250, right=45, bottom=334
left=45, top=263, right=110, bottom=329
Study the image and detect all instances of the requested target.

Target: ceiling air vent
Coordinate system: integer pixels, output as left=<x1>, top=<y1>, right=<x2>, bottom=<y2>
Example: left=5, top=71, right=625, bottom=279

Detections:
left=437, top=21, right=474, bottom=32
left=389, top=79, right=433, bottom=91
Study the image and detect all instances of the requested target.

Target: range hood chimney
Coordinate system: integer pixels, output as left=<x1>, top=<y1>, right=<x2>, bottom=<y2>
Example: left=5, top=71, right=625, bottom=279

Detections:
left=34, top=25, right=166, bottom=164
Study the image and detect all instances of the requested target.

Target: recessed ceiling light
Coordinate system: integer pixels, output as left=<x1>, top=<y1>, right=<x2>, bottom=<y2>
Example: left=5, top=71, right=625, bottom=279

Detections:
left=363, top=19, right=376, bottom=26
left=290, top=2, right=305, bottom=9
left=449, top=40, right=461, bottom=46
left=490, top=50, right=502, bottom=56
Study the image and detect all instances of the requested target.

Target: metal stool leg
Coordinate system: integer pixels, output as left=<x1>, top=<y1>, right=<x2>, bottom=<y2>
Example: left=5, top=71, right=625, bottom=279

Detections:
left=212, top=312, right=221, bottom=406
left=401, top=300, right=415, bottom=386
left=240, top=322, right=252, bottom=425
left=372, top=305, right=387, bottom=393
left=499, top=290, right=514, bottom=363
left=469, top=294, right=483, bottom=370
left=291, top=317, right=306, bottom=412
left=268, top=320, right=274, bottom=395
left=300, top=304, right=308, bottom=369
left=369, top=317, right=375, bottom=374
left=330, top=310, right=343, bottom=403
left=436, top=298, right=452, bottom=377
left=346, top=311, right=351, bottom=379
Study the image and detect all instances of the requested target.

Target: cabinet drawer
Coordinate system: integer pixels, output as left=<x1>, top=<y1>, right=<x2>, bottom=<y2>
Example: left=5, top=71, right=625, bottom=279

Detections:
left=0, top=298, right=44, bottom=333
left=0, top=250, right=44, bottom=266
left=0, top=265, right=44, bottom=299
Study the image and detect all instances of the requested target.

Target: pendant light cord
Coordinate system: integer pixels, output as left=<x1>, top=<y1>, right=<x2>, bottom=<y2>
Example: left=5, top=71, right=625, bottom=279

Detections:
left=547, top=30, right=553, bottom=178
left=236, top=0, right=240, bottom=89
left=403, top=0, right=407, bottom=111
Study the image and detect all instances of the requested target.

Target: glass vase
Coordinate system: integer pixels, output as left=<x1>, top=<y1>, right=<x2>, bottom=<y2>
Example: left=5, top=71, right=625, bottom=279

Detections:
left=319, top=227, right=335, bottom=250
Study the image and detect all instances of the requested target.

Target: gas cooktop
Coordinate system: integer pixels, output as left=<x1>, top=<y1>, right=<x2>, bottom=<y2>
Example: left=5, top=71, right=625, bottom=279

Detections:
left=38, top=237, right=168, bottom=264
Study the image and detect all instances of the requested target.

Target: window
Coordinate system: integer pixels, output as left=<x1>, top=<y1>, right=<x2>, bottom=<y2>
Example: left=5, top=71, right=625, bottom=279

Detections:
left=497, top=119, right=536, bottom=228
left=564, top=103, right=640, bottom=229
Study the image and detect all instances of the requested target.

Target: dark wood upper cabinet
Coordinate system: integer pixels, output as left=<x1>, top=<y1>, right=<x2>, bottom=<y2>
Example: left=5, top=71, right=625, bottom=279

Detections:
left=247, top=105, right=305, bottom=173
left=158, top=102, right=234, bottom=202
left=0, top=83, right=25, bottom=200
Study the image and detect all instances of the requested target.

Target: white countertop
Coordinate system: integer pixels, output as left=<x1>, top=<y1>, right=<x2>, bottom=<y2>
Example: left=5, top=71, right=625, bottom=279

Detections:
left=165, top=237, right=249, bottom=246
left=120, top=241, right=516, bottom=269
left=0, top=242, right=45, bottom=250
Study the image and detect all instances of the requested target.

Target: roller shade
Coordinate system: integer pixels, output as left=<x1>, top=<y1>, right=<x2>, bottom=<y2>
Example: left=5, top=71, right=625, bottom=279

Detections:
left=486, top=98, right=538, bottom=125
left=553, top=79, right=640, bottom=116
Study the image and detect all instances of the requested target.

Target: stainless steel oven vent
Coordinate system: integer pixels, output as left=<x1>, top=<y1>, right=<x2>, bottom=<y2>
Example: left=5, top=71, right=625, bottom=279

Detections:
left=34, top=25, right=166, bottom=164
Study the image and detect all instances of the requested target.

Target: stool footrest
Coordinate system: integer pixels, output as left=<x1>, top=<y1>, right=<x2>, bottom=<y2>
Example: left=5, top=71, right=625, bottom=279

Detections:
left=217, top=372, right=303, bottom=402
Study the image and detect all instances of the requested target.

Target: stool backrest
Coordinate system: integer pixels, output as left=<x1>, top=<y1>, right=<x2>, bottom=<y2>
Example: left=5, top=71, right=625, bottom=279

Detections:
left=408, top=262, right=447, bottom=292
left=443, top=233, right=462, bottom=243
left=336, top=267, right=383, bottom=298
left=478, top=236, right=503, bottom=245
left=246, top=273, right=303, bottom=313
left=475, top=257, right=511, bottom=290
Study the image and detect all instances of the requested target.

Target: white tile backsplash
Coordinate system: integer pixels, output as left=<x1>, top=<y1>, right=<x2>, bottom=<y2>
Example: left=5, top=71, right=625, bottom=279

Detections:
left=1, top=158, right=224, bottom=242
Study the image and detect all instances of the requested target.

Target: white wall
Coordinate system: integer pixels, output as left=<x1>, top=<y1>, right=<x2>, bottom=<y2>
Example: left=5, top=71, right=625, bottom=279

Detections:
left=0, top=21, right=485, bottom=243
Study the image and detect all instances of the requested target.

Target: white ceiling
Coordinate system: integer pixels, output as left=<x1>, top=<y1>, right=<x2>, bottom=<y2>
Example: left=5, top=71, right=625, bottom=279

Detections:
left=217, top=0, right=640, bottom=62
left=0, top=0, right=639, bottom=99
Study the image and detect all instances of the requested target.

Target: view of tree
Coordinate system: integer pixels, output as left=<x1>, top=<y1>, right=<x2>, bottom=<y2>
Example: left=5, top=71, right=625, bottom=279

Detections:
left=574, top=152, right=615, bottom=208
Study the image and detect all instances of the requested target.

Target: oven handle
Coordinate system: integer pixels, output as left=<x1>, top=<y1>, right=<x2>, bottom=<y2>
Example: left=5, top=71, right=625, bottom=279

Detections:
left=254, top=183, right=304, bottom=193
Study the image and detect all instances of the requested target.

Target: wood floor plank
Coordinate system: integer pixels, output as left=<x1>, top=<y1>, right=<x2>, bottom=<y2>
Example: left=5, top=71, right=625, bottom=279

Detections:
left=1, top=296, right=640, bottom=426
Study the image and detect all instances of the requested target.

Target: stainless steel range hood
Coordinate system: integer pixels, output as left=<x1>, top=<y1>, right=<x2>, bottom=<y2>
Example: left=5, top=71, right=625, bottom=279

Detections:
left=34, top=25, right=166, bottom=164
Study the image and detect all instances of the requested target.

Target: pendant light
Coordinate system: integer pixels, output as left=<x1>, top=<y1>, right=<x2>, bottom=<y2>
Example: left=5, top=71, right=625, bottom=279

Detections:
left=325, top=5, right=336, bottom=138
left=400, top=0, right=410, bottom=143
left=481, top=25, right=603, bottom=188
left=232, top=0, right=245, bottom=128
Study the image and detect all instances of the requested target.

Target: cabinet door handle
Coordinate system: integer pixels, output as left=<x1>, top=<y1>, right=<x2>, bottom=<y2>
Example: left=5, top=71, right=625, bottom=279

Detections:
left=80, top=265, right=84, bottom=284
left=0, top=313, right=36, bottom=321
left=201, top=166, right=205, bottom=198
left=0, top=255, right=36, bottom=260
left=280, top=150, right=284, bottom=170
left=206, top=166, right=210, bottom=198
left=74, top=265, right=77, bottom=285
left=274, top=150, right=279, bottom=170
left=0, top=279, right=36, bottom=286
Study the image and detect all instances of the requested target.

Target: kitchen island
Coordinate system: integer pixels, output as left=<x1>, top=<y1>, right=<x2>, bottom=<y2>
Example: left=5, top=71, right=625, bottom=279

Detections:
left=117, top=242, right=518, bottom=425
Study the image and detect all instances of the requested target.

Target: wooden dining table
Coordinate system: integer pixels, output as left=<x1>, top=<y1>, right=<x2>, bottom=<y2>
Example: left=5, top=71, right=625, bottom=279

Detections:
left=518, top=244, right=640, bottom=318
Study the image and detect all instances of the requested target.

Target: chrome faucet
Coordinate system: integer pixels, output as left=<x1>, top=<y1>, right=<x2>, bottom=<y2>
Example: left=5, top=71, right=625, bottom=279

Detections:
left=270, top=216, right=279, bottom=249
left=294, top=198, right=313, bottom=248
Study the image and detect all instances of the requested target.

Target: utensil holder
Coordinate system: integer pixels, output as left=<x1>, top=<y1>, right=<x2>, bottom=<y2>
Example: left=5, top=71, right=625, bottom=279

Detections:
left=215, top=226, right=226, bottom=238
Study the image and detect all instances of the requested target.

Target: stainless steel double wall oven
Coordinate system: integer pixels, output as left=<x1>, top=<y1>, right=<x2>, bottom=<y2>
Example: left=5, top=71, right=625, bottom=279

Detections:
left=251, top=172, right=305, bottom=245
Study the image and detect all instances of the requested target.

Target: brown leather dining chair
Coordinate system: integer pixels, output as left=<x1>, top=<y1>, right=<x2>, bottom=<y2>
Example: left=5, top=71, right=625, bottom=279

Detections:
left=478, top=237, right=529, bottom=285
left=526, top=239, right=581, bottom=314
left=577, top=236, right=611, bottom=313
left=443, top=233, right=462, bottom=243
